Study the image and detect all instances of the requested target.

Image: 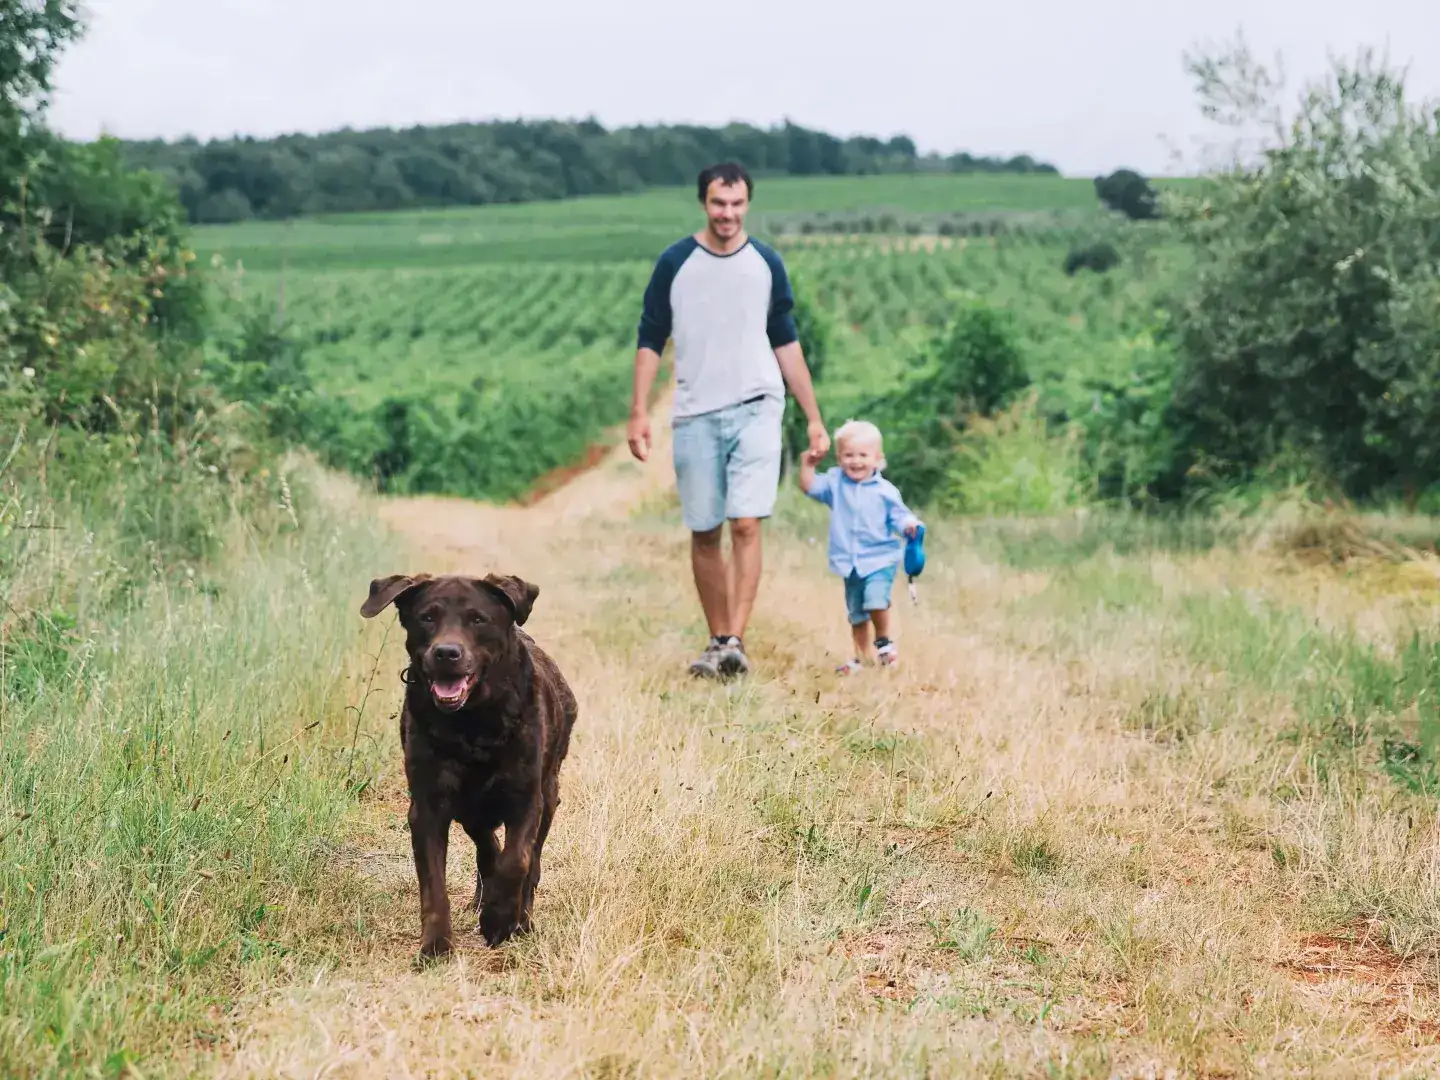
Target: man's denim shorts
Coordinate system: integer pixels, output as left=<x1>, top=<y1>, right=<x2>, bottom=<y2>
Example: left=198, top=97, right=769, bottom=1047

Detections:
left=844, top=564, right=898, bottom=625
left=671, top=395, right=783, bottom=533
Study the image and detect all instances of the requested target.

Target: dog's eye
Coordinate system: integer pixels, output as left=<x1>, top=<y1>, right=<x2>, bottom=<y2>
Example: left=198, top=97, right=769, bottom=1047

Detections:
left=418, top=612, right=435, bottom=625
left=470, top=613, right=488, bottom=626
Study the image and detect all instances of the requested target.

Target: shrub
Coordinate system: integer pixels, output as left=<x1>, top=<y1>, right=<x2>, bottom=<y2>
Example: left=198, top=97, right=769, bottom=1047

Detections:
left=1063, top=241, right=1121, bottom=276
left=935, top=391, right=1089, bottom=515
left=864, top=299, right=1031, bottom=506
left=1094, top=168, right=1160, bottom=220
left=1163, top=42, right=1440, bottom=503
left=781, top=274, right=836, bottom=469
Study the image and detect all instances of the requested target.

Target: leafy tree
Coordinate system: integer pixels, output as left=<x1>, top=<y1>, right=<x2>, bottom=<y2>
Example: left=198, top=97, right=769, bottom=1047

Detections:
left=1, top=0, right=82, bottom=203
left=1163, top=37, right=1440, bottom=502
left=1094, top=168, right=1161, bottom=220
left=100, top=119, right=1062, bottom=224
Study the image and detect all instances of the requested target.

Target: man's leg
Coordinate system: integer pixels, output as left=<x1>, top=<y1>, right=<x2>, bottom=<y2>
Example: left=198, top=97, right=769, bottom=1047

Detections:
left=718, top=399, right=784, bottom=675
left=691, top=525, right=730, bottom=639
left=672, top=412, right=729, bottom=676
left=727, top=517, right=763, bottom=643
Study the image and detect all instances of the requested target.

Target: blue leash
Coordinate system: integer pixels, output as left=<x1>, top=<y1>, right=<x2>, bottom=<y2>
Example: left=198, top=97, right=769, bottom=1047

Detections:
left=904, top=523, right=927, bottom=605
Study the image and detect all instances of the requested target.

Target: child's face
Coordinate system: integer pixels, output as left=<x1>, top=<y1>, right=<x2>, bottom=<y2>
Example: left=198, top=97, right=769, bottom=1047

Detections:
left=838, top=437, right=882, bottom=481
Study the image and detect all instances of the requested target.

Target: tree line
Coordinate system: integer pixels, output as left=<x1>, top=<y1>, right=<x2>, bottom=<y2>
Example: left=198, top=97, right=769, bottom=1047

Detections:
left=111, top=119, right=1059, bottom=223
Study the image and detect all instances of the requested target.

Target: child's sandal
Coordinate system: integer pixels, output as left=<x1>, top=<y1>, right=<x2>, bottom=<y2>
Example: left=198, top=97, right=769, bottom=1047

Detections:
left=835, top=658, right=865, bottom=675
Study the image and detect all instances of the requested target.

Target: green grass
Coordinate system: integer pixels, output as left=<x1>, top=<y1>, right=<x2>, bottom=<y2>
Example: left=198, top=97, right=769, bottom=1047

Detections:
left=0, top=458, right=407, bottom=1077
left=194, top=174, right=1113, bottom=273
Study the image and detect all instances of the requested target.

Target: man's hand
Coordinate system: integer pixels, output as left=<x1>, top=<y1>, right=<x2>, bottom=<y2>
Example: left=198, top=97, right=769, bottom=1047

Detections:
left=806, top=420, right=831, bottom=461
left=801, top=446, right=824, bottom=466
left=627, top=410, right=652, bottom=462
left=628, top=347, right=661, bottom=463
left=904, top=521, right=921, bottom=538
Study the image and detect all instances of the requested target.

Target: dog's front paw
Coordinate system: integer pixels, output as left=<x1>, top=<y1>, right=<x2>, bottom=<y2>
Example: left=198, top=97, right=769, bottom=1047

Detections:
left=480, top=897, right=524, bottom=946
left=417, top=933, right=453, bottom=962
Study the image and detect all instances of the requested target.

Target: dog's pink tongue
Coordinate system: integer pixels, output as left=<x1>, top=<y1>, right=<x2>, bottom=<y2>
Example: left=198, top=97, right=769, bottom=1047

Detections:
left=432, top=677, right=468, bottom=699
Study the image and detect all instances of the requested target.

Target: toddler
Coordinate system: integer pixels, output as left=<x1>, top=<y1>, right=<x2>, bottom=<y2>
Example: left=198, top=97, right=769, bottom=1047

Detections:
left=800, top=420, right=922, bottom=673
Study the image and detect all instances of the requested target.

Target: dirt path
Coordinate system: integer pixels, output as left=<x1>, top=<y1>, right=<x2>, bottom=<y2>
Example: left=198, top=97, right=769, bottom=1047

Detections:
left=212, top=404, right=1440, bottom=1078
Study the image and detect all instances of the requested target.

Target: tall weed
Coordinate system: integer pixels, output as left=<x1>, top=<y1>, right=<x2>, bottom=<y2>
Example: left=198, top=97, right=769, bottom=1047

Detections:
left=0, top=456, right=405, bottom=1077
left=935, top=392, right=1090, bottom=516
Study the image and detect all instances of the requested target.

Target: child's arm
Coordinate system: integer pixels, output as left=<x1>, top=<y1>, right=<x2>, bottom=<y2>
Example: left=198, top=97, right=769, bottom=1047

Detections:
left=884, top=482, right=922, bottom=536
left=801, top=451, right=834, bottom=505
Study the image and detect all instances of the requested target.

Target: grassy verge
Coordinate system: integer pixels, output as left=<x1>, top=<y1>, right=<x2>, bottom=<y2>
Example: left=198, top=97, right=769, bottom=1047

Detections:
left=981, top=515, right=1440, bottom=953
left=0, top=455, right=407, bottom=1078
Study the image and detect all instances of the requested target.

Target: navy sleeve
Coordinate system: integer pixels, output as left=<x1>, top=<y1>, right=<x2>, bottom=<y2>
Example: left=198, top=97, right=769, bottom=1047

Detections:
left=754, top=241, right=799, bottom=348
left=636, top=239, right=693, bottom=353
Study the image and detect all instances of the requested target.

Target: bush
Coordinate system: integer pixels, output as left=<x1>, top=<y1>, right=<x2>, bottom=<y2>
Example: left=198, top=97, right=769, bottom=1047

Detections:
left=1063, top=241, right=1121, bottom=276
left=1075, top=349, right=1185, bottom=505
left=864, top=299, right=1031, bottom=506
left=1094, top=168, right=1160, bottom=220
left=781, top=274, right=835, bottom=470
left=205, top=297, right=317, bottom=444
left=935, top=392, right=1090, bottom=515
left=1163, top=43, right=1440, bottom=502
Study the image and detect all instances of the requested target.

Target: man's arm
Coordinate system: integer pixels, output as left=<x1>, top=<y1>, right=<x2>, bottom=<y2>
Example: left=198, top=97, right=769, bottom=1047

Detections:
left=775, top=341, right=830, bottom=461
left=628, top=347, right=662, bottom=461
left=629, top=245, right=682, bottom=462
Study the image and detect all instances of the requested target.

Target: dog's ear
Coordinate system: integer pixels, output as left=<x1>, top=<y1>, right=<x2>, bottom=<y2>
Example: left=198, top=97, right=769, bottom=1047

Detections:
left=478, top=573, right=539, bottom=626
left=360, top=574, right=431, bottom=618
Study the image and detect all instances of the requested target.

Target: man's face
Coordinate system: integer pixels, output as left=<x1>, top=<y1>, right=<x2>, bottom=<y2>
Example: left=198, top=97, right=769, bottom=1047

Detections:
left=702, top=180, right=749, bottom=241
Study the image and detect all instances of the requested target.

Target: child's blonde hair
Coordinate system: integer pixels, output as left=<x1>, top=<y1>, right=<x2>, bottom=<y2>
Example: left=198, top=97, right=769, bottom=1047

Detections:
left=835, top=419, right=886, bottom=469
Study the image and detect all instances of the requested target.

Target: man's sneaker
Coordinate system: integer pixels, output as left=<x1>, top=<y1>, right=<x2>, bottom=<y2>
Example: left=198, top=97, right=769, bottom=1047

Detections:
left=835, top=658, right=865, bottom=675
left=875, top=638, right=899, bottom=668
left=717, top=636, right=750, bottom=678
left=689, top=637, right=725, bottom=679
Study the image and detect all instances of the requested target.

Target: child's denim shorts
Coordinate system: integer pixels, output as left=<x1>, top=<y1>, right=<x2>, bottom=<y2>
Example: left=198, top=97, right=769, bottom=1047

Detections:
left=844, top=564, right=898, bottom=625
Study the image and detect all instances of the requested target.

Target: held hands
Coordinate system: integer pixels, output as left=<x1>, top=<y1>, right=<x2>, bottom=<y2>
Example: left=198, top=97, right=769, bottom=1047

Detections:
left=806, top=420, right=831, bottom=462
left=904, top=522, right=922, bottom=538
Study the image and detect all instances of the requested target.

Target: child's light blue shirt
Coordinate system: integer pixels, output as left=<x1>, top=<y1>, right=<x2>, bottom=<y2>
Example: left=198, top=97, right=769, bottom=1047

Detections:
left=804, top=467, right=920, bottom=579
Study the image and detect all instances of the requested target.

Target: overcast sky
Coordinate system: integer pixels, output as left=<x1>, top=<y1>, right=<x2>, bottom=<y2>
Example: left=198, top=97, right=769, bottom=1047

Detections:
left=45, top=0, right=1440, bottom=177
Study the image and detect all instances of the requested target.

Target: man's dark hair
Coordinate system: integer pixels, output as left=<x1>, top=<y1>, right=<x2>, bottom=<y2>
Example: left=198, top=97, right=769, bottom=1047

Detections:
left=697, top=162, right=753, bottom=202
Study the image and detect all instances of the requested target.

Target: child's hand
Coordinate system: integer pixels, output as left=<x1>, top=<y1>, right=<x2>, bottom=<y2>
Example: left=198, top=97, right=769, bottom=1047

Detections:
left=801, top=447, right=824, bottom=466
left=904, top=521, right=922, bottom=538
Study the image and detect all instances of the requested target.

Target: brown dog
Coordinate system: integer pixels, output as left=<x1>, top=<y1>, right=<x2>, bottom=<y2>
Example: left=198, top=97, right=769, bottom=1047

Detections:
left=360, top=572, right=577, bottom=956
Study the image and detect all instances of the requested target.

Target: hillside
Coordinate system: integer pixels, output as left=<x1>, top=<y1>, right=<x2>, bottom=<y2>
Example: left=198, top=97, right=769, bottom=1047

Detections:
left=194, top=172, right=1178, bottom=505
left=190, top=173, right=1111, bottom=271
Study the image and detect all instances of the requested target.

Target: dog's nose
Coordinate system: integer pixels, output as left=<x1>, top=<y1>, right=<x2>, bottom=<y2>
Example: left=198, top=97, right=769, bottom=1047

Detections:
left=433, top=643, right=463, bottom=664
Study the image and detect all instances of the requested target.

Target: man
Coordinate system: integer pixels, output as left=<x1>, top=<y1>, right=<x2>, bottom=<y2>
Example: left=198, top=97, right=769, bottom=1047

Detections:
left=627, top=161, right=829, bottom=679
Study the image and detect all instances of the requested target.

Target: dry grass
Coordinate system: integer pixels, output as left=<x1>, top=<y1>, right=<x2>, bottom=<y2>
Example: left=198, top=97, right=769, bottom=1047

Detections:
left=152, top=407, right=1440, bottom=1079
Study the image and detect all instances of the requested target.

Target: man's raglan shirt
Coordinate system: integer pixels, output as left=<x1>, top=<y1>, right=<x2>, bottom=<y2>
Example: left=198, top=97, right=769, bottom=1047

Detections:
left=636, top=237, right=799, bottom=420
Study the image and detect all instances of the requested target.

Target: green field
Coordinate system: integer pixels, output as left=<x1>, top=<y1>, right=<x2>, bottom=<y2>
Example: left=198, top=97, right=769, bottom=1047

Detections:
left=199, top=173, right=1181, bottom=502
left=195, top=173, right=1116, bottom=272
